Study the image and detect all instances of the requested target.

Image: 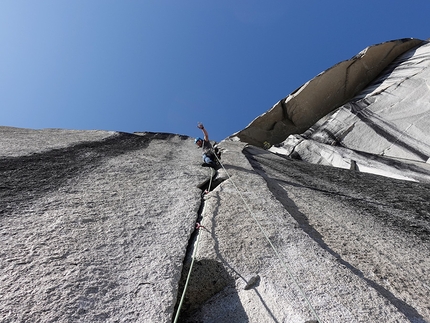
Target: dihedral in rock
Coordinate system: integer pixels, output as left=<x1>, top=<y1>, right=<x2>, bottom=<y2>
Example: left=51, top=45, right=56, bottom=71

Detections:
left=2, top=37, right=430, bottom=323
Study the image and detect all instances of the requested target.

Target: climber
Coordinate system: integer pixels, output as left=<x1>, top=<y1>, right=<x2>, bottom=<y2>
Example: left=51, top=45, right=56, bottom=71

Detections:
left=195, top=122, right=221, bottom=169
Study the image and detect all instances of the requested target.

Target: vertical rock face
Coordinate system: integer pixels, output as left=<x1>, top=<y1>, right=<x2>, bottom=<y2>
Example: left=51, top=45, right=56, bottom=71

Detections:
left=0, top=128, right=207, bottom=322
left=177, top=142, right=430, bottom=323
left=2, top=38, right=430, bottom=323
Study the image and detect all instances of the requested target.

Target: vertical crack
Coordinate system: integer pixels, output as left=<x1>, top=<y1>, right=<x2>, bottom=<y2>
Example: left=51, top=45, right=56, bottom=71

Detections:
left=172, top=170, right=227, bottom=322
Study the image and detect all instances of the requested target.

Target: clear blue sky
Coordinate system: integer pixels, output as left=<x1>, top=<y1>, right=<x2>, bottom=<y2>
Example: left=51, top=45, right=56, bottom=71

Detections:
left=1, top=1, right=429, bottom=142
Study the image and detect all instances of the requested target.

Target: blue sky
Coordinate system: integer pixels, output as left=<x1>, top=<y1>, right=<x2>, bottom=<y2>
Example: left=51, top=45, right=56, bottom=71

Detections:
left=1, top=1, right=429, bottom=142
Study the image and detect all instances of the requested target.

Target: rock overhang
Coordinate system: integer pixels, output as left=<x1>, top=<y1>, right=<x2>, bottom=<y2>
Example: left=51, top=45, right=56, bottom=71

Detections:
left=233, top=38, right=424, bottom=148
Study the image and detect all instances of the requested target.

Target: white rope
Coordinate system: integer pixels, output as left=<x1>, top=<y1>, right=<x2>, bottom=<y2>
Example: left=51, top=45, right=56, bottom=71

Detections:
left=213, top=152, right=322, bottom=323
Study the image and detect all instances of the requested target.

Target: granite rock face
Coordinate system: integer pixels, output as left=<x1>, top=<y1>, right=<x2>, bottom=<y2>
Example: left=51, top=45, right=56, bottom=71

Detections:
left=2, top=38, right=430, bottom=323
left=269, top=40, right=430, bottom=183
left=184, top=142, right=430, bottom=322
left=1, top=128, right=207, bottom=322
left=234, top=38, right=424, bottom=148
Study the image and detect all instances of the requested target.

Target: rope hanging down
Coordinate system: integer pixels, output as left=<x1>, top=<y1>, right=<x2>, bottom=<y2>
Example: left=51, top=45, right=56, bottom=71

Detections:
left=212, top=152, right=322, bottom=323
left=173, top=167, right=214, bottom=323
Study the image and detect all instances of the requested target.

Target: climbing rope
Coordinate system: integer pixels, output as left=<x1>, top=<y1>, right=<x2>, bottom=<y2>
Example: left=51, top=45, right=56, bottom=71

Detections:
left=173, top=167, right=214, bottom=323
left=212, top=152, right=322, bottom=323
left=175, top=148, right=321, bottom=322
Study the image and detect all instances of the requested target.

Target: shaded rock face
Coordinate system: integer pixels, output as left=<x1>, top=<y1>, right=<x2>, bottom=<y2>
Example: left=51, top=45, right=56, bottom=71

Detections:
left=2, top=37, right=430, bottom=323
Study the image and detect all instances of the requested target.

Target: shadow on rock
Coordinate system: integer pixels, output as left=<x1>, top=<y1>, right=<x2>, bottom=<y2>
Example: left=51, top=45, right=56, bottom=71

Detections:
left=173, top=258, right=247, bottom=322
